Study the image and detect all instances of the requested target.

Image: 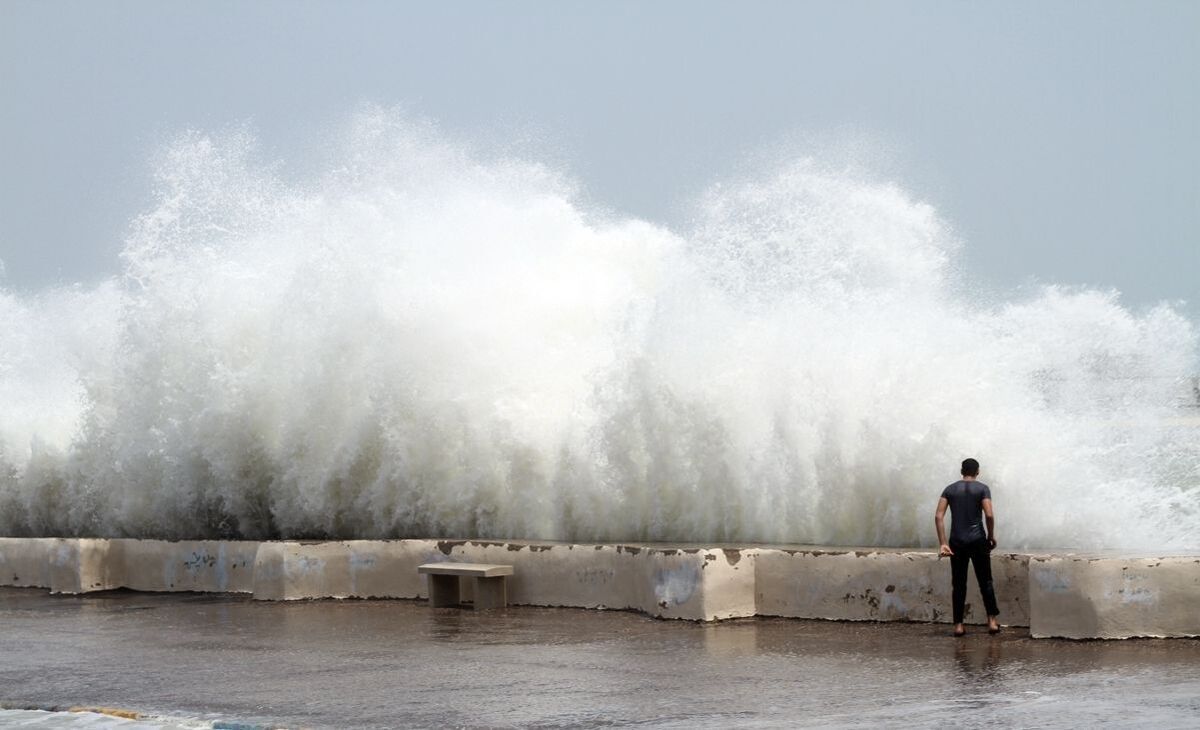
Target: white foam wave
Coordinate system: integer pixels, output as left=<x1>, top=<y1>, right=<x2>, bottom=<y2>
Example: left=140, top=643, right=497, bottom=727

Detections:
left=1, top=110, right=1196, bottom=549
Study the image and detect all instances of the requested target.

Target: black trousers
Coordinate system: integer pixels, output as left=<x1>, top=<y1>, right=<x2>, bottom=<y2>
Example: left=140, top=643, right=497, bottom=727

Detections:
left=949, top=538, right=1000, bottom=624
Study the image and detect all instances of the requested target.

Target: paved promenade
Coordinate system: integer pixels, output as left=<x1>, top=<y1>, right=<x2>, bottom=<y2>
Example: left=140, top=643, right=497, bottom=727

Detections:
left=2, top=588, right=1198, bottom=729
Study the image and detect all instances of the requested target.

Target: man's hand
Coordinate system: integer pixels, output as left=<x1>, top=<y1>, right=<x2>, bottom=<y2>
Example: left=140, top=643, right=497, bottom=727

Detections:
left=934, top=497, right=951, bottom=555
left=988, top=537, right=997, bottom=550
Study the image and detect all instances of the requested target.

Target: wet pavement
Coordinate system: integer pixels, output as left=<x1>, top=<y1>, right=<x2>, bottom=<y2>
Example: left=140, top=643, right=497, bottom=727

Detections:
left=1, top=588, right=1198, bottom=729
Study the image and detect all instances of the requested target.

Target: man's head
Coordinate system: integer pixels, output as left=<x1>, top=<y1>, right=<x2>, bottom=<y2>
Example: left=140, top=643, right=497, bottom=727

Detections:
left=961, top=458, right=980, bottom=477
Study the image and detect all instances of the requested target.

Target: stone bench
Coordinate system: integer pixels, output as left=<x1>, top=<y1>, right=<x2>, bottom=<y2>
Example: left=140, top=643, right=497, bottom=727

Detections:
left=417, top=562, right=514, bottom=610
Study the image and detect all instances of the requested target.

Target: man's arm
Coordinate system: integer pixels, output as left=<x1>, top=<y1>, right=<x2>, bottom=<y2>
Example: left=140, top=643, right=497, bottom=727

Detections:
left=982, top=497, right=996, bottom=549
left=934, top=497, right=952, bottom=556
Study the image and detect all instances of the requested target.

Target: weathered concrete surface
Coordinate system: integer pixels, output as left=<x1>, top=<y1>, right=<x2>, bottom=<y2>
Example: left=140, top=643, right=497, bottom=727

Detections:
left=115, top=539, right=260, bottom=594
left=754, top=547, right=1030, bottom=626
left=0, top=538, right=57, bottom=590
left=1030, top=555, right=1200, bottom=639
left=422, top=540, right=757, bottom=620
left=252, top=540, right=440, bottom=600
left=0, top=537, right=119, bottom=594
left=0, top=538, right=259, bottom=595
left=701, top=548, right=758, bottom=620
left=2, top=538, right=1198, bottom=637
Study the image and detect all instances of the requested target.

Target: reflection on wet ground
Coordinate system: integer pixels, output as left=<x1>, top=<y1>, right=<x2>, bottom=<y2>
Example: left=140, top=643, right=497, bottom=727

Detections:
left=1, top=588, right=1197, bottom=728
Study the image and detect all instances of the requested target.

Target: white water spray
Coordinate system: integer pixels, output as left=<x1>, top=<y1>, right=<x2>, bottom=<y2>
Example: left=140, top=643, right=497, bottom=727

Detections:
left=1, top=111, right=1196, bottom=549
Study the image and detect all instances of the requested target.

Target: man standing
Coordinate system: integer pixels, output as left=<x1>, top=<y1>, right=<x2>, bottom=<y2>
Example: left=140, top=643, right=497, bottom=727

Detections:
left=934, top=458, right=1001, bottom=636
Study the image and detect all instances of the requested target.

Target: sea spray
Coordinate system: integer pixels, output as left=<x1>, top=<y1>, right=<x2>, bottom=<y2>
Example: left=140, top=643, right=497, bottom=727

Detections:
left=0, top=110, right=1196, bottom=549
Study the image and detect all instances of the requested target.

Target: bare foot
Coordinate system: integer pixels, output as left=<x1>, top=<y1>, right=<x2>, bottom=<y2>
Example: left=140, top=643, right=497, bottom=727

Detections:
left=953, top=623, right=966, bottom=637
left=988, top=617, right=1001, bottom=634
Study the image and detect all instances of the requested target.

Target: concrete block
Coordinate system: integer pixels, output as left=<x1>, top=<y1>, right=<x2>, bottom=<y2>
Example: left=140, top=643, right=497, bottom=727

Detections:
left=48, top=538, right=118, bottom=594
left=641, top=548, right=711, bottom=620
left=0, top=537, right=118, bottom=594
left=0, top=537, right=58, bottom=588
left=1029, top=556, right=1200, bottom=639
left=425, top=541, right=646, bottom=612
left=436, top=541, right=756, bottom=620
left=115, top=539, right=259, bottom=593
left=755, top=548, right=1029, bottom=626
left=251, top=540, right=440, bottom=601
left=427, top=542, right=584, bottom=607
left=252, top=541, right=348, bottom=600
left=346, top=540, right=442, bottom=598
left=701, top=548, right=758, bottom=620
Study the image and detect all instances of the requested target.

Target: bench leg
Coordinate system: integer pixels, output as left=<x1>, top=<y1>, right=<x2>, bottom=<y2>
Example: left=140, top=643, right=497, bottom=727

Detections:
left=473, top=576, right=507, bottom=610
left=428, top=574, right=461, bottom=608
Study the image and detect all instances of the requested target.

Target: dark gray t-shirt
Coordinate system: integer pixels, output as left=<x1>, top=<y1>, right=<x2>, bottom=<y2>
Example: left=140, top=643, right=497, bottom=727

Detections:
left=940, top=480, right=992, bottom=545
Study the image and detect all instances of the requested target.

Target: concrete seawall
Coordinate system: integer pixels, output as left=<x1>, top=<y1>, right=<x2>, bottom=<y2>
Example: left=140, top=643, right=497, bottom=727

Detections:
left=1029, top=555, right=1200, bottom=639
left=753, top=548, right=1031, bottom=626
left=1, top=537, right=1196, bottom=639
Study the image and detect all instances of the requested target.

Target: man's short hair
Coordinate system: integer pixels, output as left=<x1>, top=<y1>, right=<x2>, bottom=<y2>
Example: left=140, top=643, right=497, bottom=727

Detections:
left=961, top=458, right=980, bottom=477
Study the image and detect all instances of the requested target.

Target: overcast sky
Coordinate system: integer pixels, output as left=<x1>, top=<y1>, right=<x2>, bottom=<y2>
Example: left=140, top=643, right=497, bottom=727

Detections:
left=2, top=1, right=1197, bottom=316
